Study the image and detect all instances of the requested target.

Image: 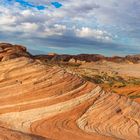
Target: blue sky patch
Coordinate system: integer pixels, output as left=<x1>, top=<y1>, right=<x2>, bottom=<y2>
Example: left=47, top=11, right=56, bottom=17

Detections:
left=51, top=2, right=62, bottom=8
left=5, top=0, right=62, bottom=10
left=36, top=5, right=46, bottom=10
left=15, top=0, right=46, bottom=10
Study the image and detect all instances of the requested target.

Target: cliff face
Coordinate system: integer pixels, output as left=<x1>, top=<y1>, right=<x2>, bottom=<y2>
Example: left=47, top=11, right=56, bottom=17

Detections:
left=0, top=43, right=140, bottom=140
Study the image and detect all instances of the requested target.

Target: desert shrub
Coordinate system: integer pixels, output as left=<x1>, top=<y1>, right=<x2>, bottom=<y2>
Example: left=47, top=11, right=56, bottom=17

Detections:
left=82, top=75, right=103, bottom=84
left=113, top=82, right=126, bottom=88
left=129, top=95, right=140, bottom=99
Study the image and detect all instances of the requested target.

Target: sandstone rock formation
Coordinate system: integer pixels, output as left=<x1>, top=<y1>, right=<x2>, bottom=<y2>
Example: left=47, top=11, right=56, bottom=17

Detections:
left=48, top=52, right=58, bottom=56
left=77, top=93, right=140, bottom=140
left=69, top=58, right=86, bottom=64
left=0, top=126, right=48, bottom=140
left=0, top=43, right=31, bottom=62
left=0, top=43, right=140, bottom=140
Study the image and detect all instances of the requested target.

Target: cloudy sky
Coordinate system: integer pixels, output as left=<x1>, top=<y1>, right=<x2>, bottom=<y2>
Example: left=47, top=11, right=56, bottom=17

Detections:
left=0, top=0, right=140, bottom=55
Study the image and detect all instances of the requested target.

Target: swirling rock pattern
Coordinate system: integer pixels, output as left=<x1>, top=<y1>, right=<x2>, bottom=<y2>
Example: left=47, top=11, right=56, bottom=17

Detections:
left=0, top=43, right=140, bottom=140
left=77, top=93, right=140, bottom=140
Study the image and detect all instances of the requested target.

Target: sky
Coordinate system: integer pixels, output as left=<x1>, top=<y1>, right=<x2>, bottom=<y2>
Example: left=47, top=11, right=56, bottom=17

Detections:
left=0, top=0, right=140, bottom=56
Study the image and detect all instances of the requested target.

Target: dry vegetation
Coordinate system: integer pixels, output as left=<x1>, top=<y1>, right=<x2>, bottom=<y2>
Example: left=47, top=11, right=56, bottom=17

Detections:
left=51, top=61, right=140, bottom=102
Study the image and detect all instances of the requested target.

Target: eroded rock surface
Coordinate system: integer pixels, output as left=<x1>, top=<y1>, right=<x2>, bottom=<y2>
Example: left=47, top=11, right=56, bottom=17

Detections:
left=0, top=43, right=140, bottom=140
left=0, top=43, right=31, bottom=61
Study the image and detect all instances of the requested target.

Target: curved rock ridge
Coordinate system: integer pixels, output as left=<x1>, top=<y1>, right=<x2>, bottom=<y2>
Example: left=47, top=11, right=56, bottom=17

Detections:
left=0, top=46, right=140, bottom=139
left=77, top=93, right=140, bottom=140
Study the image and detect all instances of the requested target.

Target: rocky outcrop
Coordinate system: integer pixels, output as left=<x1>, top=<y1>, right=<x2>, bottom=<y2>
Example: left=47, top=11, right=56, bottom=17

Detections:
left=69, top=58, right=86, bottom=64
left=125, top=55, right=140, bottom=63
left=48, top=52, right=58, bottom=56
left=0, top=43, right=31, bottom=61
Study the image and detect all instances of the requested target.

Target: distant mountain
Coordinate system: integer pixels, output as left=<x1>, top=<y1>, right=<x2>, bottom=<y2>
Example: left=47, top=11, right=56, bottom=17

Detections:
left=35, top=53, right=140, bottom=64
left=1, top=43, right=140, bottom=64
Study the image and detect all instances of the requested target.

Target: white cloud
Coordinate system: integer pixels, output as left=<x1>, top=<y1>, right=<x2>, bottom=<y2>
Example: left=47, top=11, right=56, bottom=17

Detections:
left=75, top=27, right=112, bottom=41
left=44, top=24, right=66, bottom=36
left=21, top=10, right=35, bottom=17
left=0, top=6, right=16, bottom=25
left=19, top=22, right=38, bottom=32
left=0, top=15, right=16, bottom=25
